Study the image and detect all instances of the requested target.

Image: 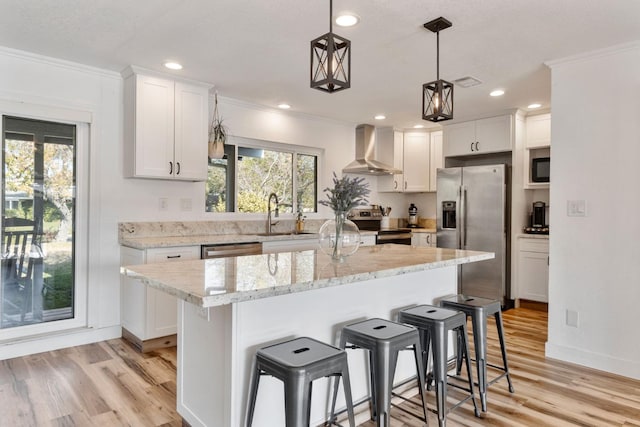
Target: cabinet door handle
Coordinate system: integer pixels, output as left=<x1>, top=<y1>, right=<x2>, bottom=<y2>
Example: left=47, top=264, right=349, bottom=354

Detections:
left=426, top=234, right=431, bottom=244
left=394, top=180, right=398, bottom=189
left=176, top=162, right=181, bottom=175
left=166, top=255, right=182, bottom=259
left=169, top=161, right=173, bottom=175
left=475, top=141, right=479, bottom=151
left=404, top=181, right=407, bottom=190
left=470, top=142, right=475, bottom=152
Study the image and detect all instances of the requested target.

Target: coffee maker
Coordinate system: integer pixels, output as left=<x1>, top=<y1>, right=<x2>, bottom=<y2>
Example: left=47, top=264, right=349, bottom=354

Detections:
left=408, top=203, right=418, bottom=227
left=525, top=201, right=549, bottom=234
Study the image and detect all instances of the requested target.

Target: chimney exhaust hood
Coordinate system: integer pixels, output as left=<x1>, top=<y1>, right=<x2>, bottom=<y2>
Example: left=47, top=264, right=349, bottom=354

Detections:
left=342, top=124, right=402, bottom=175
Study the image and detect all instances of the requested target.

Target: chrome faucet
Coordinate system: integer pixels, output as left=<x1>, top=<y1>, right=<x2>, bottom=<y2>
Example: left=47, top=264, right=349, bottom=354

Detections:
left=267, top=193, right=279, bottom=235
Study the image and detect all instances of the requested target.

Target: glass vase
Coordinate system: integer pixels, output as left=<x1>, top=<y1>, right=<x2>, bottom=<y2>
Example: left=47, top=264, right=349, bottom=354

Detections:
left=319, top=211, right=361, bottom=261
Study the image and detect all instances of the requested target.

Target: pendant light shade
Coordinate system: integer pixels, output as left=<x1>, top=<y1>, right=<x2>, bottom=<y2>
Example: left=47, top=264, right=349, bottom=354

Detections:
left=422, top=17, right=453, bottom=122
left=310, top=0, right=351, bottom=93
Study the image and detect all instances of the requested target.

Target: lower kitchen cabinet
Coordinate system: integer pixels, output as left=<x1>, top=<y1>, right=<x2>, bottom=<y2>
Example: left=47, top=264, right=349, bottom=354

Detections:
left=359, top=234, right=376, bottom=247
left=517, top=238, right=549, bottom=303
left=411, top=231, right=437, bottom=247
left=262, top=237, right=320, bottom=253
left=120, top=245, right=200, bottom=352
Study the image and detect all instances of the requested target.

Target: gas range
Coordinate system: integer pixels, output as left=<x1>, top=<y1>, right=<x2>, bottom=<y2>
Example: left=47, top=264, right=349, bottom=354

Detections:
left=348, top=208, right=417, bottom=245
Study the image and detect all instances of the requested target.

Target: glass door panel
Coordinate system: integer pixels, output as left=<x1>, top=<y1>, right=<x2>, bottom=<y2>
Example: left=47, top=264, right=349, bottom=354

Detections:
left=1, top=116, right=76, bottom=329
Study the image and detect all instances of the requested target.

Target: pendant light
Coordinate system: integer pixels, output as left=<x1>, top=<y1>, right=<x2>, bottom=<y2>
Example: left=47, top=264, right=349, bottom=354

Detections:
left=310, top=0, right=351, bottom=93
left=422, top=17, right=453, bottom=122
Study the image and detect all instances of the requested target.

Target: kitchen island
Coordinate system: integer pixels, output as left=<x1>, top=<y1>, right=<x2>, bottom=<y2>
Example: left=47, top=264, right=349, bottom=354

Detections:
left=121, top=244, right=493, bottom=427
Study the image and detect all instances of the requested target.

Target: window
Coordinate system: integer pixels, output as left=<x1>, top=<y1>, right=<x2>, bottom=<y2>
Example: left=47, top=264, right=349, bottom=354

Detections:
left=206, top=137, right=321, bottom=214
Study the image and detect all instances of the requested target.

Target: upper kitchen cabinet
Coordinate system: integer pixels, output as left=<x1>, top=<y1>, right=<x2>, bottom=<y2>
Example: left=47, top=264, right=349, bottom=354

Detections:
left=377, top=128, right=432, bottom=192
left=123, top=66, right=211, bottom=181
left=443, top=115, right=512, bottom=157
left=525, top=113, right=551, bottom=149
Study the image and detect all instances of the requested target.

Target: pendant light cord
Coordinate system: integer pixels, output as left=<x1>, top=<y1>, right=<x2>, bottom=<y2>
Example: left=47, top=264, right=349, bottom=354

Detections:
left=436, top=30, right=440, bottom=80
left=329, top=0, right=333, bottom=33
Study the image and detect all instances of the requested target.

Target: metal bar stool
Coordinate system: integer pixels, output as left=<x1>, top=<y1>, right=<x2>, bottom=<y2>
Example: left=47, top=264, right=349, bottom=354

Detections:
left=245, top=336, right=355, bottom=427
left=440, top=294, right=514, bottom=412
left=331, top=318, right=429, bottom=427
left=399, top=305, right=480, bottom=427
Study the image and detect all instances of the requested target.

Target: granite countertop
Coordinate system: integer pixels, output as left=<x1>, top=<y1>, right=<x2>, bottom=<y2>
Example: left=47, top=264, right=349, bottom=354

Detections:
left=121, top=245, right=493, bottom=308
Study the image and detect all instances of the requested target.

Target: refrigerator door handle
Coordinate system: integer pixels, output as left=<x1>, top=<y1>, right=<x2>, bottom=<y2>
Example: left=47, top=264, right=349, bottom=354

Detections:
left=460, top=185, right=467, bottom=249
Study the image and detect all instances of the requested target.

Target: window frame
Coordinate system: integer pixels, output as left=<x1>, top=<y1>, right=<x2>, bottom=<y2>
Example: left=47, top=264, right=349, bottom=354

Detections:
left=205, top=135, right=324, bottom=219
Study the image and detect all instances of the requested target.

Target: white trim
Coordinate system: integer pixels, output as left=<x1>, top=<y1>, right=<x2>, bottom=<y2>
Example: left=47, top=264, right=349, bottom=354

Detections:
left=0, top=45, right=121, bottom=79
left=0, top=326, right=121, bottom=360
left=545, top=341, right=640, bottom=381
left=545, top=40, right=640, bottom=69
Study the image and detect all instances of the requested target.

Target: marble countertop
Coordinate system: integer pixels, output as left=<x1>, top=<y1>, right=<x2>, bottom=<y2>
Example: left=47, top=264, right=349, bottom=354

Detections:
left=121, top=245, right=493, bottom=308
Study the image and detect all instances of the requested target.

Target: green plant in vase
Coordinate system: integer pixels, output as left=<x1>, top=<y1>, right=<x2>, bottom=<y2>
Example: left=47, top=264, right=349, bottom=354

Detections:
left=319, top=173, right=370, bottom=261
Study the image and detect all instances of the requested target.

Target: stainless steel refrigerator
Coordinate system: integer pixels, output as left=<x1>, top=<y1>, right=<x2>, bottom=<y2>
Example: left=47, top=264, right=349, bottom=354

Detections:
left=436, top=164, right=509, bottom=305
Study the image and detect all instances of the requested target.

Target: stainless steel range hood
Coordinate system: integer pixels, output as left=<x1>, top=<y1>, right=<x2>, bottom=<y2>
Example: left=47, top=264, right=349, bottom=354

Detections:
left=342, top=124, right=402, bottom=175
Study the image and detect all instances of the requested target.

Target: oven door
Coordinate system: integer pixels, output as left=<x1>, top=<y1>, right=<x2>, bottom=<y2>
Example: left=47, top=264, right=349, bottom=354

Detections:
left=376, top=232, right=412, bottom=245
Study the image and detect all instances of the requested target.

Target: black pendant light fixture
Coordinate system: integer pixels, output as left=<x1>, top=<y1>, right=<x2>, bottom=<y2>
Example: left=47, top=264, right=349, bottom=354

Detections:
left=310, top=0, right=351, bottom=93
left=422, top=17, right=453, bottom=122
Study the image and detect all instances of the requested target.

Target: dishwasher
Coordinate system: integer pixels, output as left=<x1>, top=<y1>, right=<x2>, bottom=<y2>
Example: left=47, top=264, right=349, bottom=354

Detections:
left=201, top=242, right=263, bottom=259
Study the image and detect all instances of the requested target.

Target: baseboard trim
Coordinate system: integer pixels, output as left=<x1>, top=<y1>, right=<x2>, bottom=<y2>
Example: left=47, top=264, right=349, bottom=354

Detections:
left=546, top=341, right=640, bottom=380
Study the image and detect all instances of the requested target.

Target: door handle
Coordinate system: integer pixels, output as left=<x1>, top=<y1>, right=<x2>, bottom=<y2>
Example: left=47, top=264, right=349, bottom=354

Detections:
left=460, top=186, right=467, bottom=248
left=404, top=181, right=407, bottom=190
left=470, top=142, right=475, bottom=152
left=169, top=161, right=173, bottom=175
left=475, top=141, right=479, bottom=151
left=176, top=162, right=181, bottom=175
left=166, top=255, right=182, bottom=259
left=394, top=180, right=398, bottom=189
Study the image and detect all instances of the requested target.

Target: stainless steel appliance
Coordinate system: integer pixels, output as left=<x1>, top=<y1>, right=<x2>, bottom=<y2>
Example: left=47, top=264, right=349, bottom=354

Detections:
left=201, top=242, right=262, bottom=259
left=349, top=208, right=413, bottom=245
left=524, top=201, right=549, bottom=234
left=531, top=157, right=550, bottom=183
left=436, top=165, right=509, bottom=305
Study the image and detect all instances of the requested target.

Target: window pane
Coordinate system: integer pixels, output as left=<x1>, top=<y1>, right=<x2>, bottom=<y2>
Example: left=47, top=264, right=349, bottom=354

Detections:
left=236, top=148, right=293, bottom=213
left=296, top=154, right=317, bottom=213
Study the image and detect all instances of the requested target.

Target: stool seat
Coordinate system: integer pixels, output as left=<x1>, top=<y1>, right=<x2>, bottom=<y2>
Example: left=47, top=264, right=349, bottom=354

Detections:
left=332, top=318, right=429, bottom=427
left=440, top=294, right=514, bottom=412
left=399, top=305, right=479, bottom=427
left=246, top=337, right=355, bottom=427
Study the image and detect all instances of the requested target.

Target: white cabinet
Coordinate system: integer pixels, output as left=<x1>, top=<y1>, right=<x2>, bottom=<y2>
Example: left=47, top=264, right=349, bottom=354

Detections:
left=121, top=245, right=200, bottom=351
left=523, top=113, right=551, bottom=189
left=123, top=67, right=210, bottom=181
left=443, top=115, right=512, bottom=157
left=517, top=238, right=549, bottom=303
left=429, top=131, right=443, bottom=192
left=525, top=113, right=551, bottom=148
left=359, top=234, right=376, bottom=247
left=377, top=128, right=437, bottom=193
left=411, top=232, right=437, bottom=247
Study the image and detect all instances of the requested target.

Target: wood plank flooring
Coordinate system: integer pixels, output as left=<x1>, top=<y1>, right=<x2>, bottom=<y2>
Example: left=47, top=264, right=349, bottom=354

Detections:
left=0, top=308, right=639, bottom=426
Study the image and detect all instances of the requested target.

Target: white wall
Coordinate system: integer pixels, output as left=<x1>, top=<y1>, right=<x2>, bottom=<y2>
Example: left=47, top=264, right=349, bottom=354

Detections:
left=546, top=42, right=640, bottom=379
left=0, top=47, right=357, bottom=357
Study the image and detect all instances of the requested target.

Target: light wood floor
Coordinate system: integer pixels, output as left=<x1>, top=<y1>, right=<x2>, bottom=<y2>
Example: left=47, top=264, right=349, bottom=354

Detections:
left=1, top=308, right=639, bottom=426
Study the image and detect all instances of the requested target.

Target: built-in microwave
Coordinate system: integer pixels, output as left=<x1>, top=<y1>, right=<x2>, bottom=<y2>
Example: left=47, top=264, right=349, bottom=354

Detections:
left=531, top=157, right=550, bottom=183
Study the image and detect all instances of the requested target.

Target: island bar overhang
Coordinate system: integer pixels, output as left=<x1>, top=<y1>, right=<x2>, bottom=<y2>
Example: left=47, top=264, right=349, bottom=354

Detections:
left=121, top=244, right=494, bottom=426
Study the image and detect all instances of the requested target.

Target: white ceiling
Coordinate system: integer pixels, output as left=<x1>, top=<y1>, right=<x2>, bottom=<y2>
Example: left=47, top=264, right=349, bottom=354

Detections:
left=1, top=0, right=640, bottom=129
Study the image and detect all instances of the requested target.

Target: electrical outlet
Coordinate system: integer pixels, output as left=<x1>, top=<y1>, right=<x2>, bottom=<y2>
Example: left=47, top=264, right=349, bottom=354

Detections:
left=566, top=309, right=579, bottom=327
left=159, top=197, right=169, bottom=211
left=180, top=198, right=193, bottom=212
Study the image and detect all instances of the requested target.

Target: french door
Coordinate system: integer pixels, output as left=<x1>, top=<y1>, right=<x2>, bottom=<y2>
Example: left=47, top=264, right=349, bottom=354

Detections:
left=1, top=115, right=83, bottom=332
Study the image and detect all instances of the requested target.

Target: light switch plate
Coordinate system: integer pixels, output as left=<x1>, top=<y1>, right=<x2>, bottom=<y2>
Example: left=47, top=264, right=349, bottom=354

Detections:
left=567, top=200, right=586, bottom=217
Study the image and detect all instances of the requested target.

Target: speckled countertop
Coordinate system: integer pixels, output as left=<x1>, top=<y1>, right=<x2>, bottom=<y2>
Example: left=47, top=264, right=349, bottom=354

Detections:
left=121, top=245, right=493, bottom=308
left=517, top=234, right=549, bottom=240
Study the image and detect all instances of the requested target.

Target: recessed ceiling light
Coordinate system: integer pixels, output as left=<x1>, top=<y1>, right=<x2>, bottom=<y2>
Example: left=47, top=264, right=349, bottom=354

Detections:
left=490, top=89, right=505, bottom=97
left=414, top=124, right=424, bottom=129
left=335, top=13, right=360, bottom=27
left=528, top=103, right=542, bottom=109
left=374, top=115, right=386, bottom=120
left=164, top=62, right=183, bottom=70
left=278, top=103, right=291, bottom=109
